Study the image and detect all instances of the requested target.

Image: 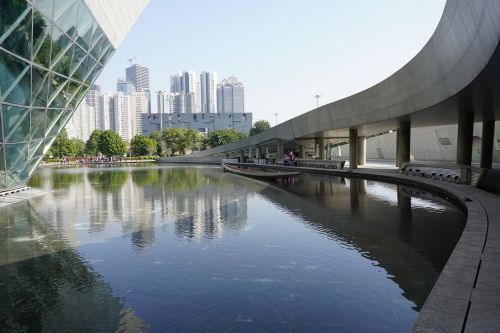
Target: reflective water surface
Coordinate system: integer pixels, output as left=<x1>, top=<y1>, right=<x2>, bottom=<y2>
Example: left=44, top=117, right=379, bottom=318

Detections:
left=0, top=165, right=465, bottom=332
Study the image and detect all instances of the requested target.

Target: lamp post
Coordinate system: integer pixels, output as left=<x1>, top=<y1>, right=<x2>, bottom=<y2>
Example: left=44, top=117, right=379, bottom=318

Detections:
left=313, top=94, right=322, bottom=108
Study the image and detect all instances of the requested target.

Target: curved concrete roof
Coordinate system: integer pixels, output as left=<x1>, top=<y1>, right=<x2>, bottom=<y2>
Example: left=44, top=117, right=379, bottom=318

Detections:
left=193, top=0, right=500, bottom=156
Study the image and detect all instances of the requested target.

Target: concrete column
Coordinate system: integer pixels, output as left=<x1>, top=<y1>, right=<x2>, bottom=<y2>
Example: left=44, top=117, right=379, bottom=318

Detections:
left=255, top=147, right=260, bottom=160
left=349, top=128, right=358, bottom=169
left=299, top=145, right=304, bottom=158
left=319, top=138, right=325, bottom=160
left=277, top=140, right=284, bottom=158
left=397, top=120, right=411, bottom=167
left=480, top=120, right=495, bottom=169
left=357, top=136, right=366, bottom=165
left=457, top=111, right=474, bottom=165
left=239, top=150, right=245, bottom=163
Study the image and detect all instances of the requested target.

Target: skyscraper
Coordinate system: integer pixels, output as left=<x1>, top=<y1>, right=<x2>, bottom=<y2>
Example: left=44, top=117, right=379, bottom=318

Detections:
left=170, top=71, right=198, bottom=113
left=217, top=77, right=245, bottom=113
left=200, top=72, right=218, bottom=113
left=100, top=93, right=115, bottom=131
left=0, top=0, right=148, bottom=192
left=117, top=79, right=136, bottom=95
left=126, top=64, right=150, bottom=91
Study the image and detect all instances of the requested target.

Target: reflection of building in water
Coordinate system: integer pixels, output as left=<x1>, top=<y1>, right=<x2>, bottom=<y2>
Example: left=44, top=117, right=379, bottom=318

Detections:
left=0, top=203, right=148, bottom=332
left=162, top=182, right=249, bottom=241
left=32, top=166, right=250, bottom=248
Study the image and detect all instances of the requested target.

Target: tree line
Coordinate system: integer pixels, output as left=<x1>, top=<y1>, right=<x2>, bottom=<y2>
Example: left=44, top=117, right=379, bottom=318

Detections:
left=48, top=119, right=272, bottom=159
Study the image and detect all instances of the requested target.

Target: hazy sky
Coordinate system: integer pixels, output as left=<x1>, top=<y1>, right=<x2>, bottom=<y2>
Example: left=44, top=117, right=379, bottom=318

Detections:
left=95, top=0, right=446, bottom=125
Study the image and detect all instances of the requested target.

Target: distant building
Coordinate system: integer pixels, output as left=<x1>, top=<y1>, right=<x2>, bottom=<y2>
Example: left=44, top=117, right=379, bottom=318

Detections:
left=142, top=112, right=252, bottom=135
left=130, top=92, right=148, bottom=137
left=113, top=92, right=132, bottom=141
left=200, top=72, right=218, bottom=113
left=217, top=77, right=245, bottom=113
left=66, top=103, right=97, bottom=142
left=100, top=93, right=115, bottom=131
left=170, top=71, right=199, bottom=113
left=126, top=64, right=150, bottom=91
left=117, top=79, right=136, bottom=95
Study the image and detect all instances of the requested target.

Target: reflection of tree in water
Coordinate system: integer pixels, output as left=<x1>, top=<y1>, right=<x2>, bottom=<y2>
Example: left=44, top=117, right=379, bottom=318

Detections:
left=87, top=170, right=128, bottom=193
left=50, top=172, right=84, bottom=190
left=0, top=203, right=148, bottom=332
left=27, top=172, right=42, bottom=188
left=131, top=168, right=161, bottom=187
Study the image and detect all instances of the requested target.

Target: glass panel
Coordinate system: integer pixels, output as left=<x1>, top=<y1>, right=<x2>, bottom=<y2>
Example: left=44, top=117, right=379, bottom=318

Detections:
left=47, top=73, right=67, bottom=108
left=4, top=67, right=31, bottom=106
left=45, top=108, right=63, bottom=136
left=28, top=155, right=43, bottom=177
left=99, top=45, right=115, bottom=66
left=0, top=145, right=5, bottom=189
left=31, top=65, right=49, bottom=107
left=30, top=108, right=46, bottom=140
left=43, top=136, right=56, bottom=155
left=28, top=138, right=43, bottom=159
left=0, top=8, right=32, bottom=60
left=90, top=26, right=103, bottom=51
left=53, top=0, right=77, bottom=38
left=75, top=0, right=93, bottom=50
left=0, top=48, right=30, bottom=98
left=33, top=0, right=54, bottom=21
left=87, top=62, right=103, bottom=85
left=50, top=26, right=71, bottom=69
left=52, top=42, right=73, bottom=77
left=64, top=80, right=81, bottom=108
left=90, top=35, right=104, bottom=59
left=2, top=104, right=30, bottom=143
left=0, top=104, right=3, bottom=143
left=5, top=143, right=28, bottom=168
left=28, top=154, right=43, bottom=178
left=32, top=10, right=52, bottom=68
left=69, top=43, right=86, bottom=76
left=0, top=0, right=29, bottom=42
left=83, top=56, right=97, bottom=84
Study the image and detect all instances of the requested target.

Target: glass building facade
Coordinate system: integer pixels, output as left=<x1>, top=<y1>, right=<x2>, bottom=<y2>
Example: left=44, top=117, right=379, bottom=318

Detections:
left=0, top=0, right=115, bottom=191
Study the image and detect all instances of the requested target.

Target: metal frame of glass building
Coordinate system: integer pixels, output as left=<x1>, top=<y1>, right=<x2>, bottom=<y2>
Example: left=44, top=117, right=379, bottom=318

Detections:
left=0, top=0, right=147, bottom=192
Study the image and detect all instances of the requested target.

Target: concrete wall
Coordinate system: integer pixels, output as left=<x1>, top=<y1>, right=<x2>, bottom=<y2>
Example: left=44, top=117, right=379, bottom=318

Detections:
left=338, top=121, right=500, bottom=163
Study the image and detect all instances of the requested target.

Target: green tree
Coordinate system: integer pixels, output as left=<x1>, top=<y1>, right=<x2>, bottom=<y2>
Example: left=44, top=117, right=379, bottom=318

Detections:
left=203, top=129, right=248, bottom=147
left=130, top=134, right=156, bottom=156
left=97, top=130, right=127, bottom=157
left=85, top=130, right=103, bottom=156
left=49, top=129, right=72, bottom=158
left=149, top=131, right=163, bottom=156
left=69, top=138, right=85, bottom=157
left=161, top=128, right=199, bottom=156
left=249, top=119, right=271, bottom=136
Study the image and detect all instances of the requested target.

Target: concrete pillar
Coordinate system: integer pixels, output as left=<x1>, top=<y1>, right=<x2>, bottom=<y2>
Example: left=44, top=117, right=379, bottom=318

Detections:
left=239, top=150, right=245, bottom=163
left=349, top=128, right=358, bottom=169
left=480, top=120, right=495, bottom=169
left=357, top=136, right=366, bottom=165
left=397, top=120, right=411, bottom=167
left=299, top=145, right=304, bottom=158
left=319, top=138, right=325, bottom=160
left=277, top=140, right=284, bottom=158
left=457, top=111, right=474, bottom=165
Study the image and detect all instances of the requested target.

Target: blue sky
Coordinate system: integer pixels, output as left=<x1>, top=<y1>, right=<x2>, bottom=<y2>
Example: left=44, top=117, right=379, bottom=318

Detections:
left=96, top=0, right=446, bottom=124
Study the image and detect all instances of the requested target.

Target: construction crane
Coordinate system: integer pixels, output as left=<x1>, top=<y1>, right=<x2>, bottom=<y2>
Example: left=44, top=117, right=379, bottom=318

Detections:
left=127, top=55, right=140, bottom=65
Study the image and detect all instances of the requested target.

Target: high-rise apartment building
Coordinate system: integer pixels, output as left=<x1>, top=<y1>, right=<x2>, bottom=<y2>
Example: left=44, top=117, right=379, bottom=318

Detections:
left=85, top=84, right=101, bottom=129
left=130, top=92, right=148, bottom=136
left=117, top=79, right=136, bottom=95
left=0, top=0, right=148, bottom=191
left=200, top=72, right=218, bottom=113
left=217, top=77, right=245, bottom=113
left=100, top=93, right=115, bottom=131
left=126, top=64, right=150, bottom=91
left=113, top=92, right=132, bottom=141
left=170, top=71, right=198, bottom=113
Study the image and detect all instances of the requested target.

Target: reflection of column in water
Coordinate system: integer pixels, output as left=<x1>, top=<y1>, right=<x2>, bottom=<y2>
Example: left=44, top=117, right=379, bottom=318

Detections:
left=397, top=185, right=413, bottom=239
left=359, top=179, right=367, bottom=194
left=350, top=178, right=360, bottom=213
